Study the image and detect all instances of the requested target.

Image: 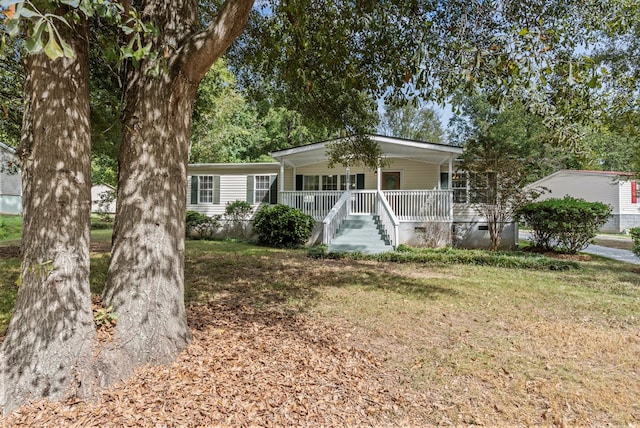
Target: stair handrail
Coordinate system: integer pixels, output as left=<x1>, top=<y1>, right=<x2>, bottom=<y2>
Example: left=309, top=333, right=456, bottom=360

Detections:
left=322, top=191, right=351, bottom=245
left=376, top=190, right=400, bottom=249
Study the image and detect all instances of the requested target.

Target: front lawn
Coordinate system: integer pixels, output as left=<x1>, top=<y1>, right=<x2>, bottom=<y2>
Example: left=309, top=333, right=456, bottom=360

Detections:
left=0, top=240, right=639, bottom=425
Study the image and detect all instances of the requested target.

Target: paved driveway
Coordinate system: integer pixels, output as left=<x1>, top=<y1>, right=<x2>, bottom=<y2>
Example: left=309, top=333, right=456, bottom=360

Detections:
left=519, top=232, right=640, bottom=265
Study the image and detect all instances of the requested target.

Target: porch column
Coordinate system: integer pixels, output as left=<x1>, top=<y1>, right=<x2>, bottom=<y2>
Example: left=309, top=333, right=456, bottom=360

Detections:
left=448, top=156, right=454, bottom=221
left=376, top=166, right=382, bottom=191
left=280, top=163, right=285, bottom=193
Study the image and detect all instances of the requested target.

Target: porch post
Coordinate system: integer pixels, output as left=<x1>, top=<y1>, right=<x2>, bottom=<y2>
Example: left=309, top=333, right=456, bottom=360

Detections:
left=448, top=156, right=454, bottom=221
left=345, top=165, right=350, bottom=190
left=280, top=163, right=285, bottom=193
left=377, top=166, right=382, bottom=191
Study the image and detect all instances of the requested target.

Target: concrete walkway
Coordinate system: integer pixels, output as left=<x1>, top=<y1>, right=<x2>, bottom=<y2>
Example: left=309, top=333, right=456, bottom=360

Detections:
left=519, top=232, right=640, bottom=265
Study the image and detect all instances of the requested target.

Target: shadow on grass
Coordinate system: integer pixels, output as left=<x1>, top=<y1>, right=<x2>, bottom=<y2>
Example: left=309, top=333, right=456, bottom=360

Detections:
left=184, top=246, right=458, bottom=326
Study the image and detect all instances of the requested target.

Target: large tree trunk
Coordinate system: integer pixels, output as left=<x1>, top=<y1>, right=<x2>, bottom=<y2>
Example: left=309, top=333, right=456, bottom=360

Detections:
left=99, top=0, right=254, bottom=384
left=0, top=21, right=95, bottom=413
left=99, top=55, right=196, bottom=383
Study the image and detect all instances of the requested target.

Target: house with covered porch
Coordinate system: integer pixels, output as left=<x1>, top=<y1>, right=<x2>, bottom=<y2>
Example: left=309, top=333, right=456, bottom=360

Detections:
left=186, top=135, right=518, bottom=251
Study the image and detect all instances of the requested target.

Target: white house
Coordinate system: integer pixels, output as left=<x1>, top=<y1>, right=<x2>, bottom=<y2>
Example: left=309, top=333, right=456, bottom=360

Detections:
left=187, top=135, right=519, bottom=251
left=526, top=169, right=640, bottom=233
left=0, top=142, right=21, bottom=215
left=91, top=184, right=117, bottom=214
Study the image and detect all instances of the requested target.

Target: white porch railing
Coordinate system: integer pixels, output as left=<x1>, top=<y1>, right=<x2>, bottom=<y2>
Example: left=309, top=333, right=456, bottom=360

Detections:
left=376, top=191, right=400, bottom=248
left=383, top=190, right=452, bottom=221
left=322, top=191, right=351, bottom=245
left=350, top=190, right=377, bottom=214
left=280, top=191, right=343, bottom=220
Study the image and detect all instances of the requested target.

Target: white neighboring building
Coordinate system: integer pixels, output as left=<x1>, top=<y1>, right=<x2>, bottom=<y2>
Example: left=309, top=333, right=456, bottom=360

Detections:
left=91, top=184, right=117, bottom=214
left=0, top=142, right=21, bottom=215
left=526, top=169, right=639, bottom=233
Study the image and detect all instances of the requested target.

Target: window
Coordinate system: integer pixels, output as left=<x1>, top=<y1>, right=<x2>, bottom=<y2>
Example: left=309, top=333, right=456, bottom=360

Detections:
left=322, top=175, right=338, bottom=190
left=339, top=175, right=356, bottom=190
left=199, top=176, right=214, bottom=203
left=303, top=175, right=319, bottom=190
left=469, top=172, right=497, bottom=204
left=255, top=175, right=271, bottom=203
left=452, top=173, right=467, bottom=203
left=190, top=175, right=219, bottom=204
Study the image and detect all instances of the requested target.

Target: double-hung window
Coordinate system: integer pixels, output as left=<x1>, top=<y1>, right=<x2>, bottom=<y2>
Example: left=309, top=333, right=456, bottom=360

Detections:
left=190, top=175, right=219, bottom=205
left=254, top=175, right=271, bottom=203
left=199, top=176, right=214, bottom=203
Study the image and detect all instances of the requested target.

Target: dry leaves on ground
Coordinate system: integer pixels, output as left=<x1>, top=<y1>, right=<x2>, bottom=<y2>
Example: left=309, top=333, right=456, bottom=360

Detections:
left=2, top=303, right=431, bottom=427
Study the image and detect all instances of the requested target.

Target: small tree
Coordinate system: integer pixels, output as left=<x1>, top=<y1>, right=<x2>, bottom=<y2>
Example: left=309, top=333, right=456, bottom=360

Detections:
left=224, top=200, right=253, bottom=237
left=461, top=136, right=546, bottom=251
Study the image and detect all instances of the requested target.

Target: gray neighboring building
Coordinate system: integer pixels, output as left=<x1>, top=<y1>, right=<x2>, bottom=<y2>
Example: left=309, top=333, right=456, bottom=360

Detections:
left=526, top=169, right=639, bottom=233
left=0, top=142, right=21, bottom=215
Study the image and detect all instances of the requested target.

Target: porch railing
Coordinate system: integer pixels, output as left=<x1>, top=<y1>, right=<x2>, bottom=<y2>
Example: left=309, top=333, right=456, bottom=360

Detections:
left=280, top=191, right=343, bottom=220
left=322, top=191, right=351, bottom=245
left=382, top=190, right=452, bottom=222
left=281, top=189, right=454, bottom=223
left=350, top=190, right=377, bottom=214
left=376, top=191, right=399, bottom=248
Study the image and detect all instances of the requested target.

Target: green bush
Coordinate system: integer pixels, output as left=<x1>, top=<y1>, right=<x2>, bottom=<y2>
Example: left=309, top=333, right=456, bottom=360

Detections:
left=253, top=204, right=315, bottom=248
left=185, top=211, right=221, bottom=240
left=224, top=200, right=253, bottom=237
left=517, top=196, right=612, bottom=254
left=630, top=227, right=640, bottom=258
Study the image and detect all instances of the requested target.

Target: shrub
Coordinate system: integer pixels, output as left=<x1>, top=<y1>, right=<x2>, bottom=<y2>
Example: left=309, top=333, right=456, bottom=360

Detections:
left=224, top=200, right=253, bottom=237
left=253, top=204, right=315, bottom=248
left=630, top=227, right=640, bottom=258
left=517, top=196, right=612, bottom=254
left=185, top=211, right=221, bottom=240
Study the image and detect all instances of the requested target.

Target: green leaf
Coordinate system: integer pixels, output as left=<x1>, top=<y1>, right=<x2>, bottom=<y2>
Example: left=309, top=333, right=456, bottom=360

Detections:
left=60, top=38, right=74, bottom=57
left=25, top=19, right=46, bottom=53
left=5, top=17, right=20, bottom=37
left=44, top=34, right=64, bottom=60
left=518, top=28, right=529, bottom=36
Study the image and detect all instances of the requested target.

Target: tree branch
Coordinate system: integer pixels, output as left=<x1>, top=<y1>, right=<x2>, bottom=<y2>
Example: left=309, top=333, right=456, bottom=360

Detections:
left=179, top=0, right=254, bottom=83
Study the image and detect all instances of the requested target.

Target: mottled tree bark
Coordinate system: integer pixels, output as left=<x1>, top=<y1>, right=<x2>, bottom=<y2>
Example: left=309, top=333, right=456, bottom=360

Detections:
left=0, top=21, right=95, bottom=413
left=100, top=0, right=254, bottom=383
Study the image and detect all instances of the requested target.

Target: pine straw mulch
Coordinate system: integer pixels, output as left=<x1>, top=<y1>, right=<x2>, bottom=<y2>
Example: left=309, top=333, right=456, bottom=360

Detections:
left=2, top=303, right=432, bottom=427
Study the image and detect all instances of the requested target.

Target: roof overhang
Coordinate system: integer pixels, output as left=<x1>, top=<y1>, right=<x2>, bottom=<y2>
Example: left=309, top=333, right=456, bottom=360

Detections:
left=270, top=135, right=462, bottom=168
left=187, top=162, right=280, bottom=174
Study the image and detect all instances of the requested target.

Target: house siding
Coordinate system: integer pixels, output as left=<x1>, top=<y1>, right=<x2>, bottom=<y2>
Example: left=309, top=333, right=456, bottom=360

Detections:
left=527, top=170, right=640, bottom=233
left=186, top=164, right=280, bottom=218
left=288, top=158, right=442, bottom=190
left=0, top=145, right=22, bottom=215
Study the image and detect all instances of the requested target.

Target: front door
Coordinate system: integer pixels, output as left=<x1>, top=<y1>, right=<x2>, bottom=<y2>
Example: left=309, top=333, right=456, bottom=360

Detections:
left=382, top=172, right=401, bottom=190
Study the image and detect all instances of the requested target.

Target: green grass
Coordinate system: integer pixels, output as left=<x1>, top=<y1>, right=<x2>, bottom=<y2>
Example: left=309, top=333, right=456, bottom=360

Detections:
left=0, top=215, right=22, bottom=242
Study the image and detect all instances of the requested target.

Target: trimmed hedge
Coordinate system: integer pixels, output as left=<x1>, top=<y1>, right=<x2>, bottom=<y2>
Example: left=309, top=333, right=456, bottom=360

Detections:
left=517, top=196, right=611, bottom=254
left=253, top=204, right=315, bottom=248
left=308, top=244, right=580, bottom=270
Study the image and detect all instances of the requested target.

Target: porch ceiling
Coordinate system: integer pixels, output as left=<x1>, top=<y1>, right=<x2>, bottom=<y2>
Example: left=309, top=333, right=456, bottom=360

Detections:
left=270, top=135, right=462, bottom=168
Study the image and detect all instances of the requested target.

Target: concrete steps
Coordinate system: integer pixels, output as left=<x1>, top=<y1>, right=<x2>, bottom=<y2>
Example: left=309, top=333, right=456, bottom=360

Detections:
left=328, top=214, right=393, bottom=254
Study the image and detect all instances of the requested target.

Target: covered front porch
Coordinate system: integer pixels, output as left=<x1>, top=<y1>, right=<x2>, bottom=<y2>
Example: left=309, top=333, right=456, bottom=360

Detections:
left=270, top=135, right=463, bottom=251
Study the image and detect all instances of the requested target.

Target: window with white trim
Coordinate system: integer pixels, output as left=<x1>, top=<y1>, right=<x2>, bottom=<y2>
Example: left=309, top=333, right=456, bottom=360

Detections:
left=199, top=176, right=214, bottom=203
left=322, top=175, right=338, bottom=190
left=452, top=173, right=467, bottom=203
left=303, top=175, right=320, bottom=190
left=340, top=175, right=356, bottom=190
left=255, top=175, right=271, bottom=203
